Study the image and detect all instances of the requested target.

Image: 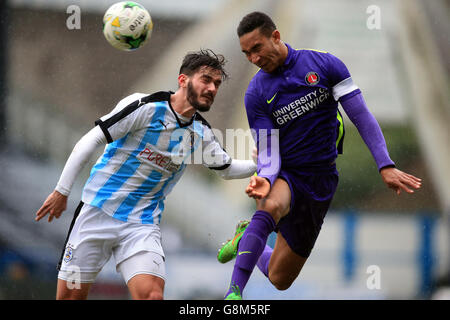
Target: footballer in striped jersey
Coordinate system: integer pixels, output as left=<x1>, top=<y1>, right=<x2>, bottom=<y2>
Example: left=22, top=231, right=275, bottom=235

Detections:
left=35, top=50, right=257, bottom=300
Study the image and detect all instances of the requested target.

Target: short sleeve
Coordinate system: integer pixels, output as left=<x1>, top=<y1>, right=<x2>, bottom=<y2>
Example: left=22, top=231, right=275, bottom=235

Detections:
left=326, top=53, right=360, bottom=101
left=95, top=93, right=153, bottom=143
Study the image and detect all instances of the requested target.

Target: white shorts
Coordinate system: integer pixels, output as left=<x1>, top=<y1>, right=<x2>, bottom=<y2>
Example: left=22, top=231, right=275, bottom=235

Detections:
left=57, top=202, right=166, bottom=284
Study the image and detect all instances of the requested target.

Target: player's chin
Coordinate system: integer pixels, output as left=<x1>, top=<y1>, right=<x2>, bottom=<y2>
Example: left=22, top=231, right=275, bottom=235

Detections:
left=197, top=105, right=211, bottom=112
left=260, top=63, right=275, bottom=73
left=203, top=96, right=214, bottom=105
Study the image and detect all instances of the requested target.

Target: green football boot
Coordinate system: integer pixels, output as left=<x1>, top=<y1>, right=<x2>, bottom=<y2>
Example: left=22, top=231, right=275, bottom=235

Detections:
left=217, top=220, right=249, bottom=264
left=224, top=285, right=243, bottom=300
left=224, top=292, right=243, bottom=300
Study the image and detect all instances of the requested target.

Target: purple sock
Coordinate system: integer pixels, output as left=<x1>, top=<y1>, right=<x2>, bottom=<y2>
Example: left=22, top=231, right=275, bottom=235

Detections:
left=256, top=245, right=273, bottom=278
left=225, top=210, right=275, bottom=297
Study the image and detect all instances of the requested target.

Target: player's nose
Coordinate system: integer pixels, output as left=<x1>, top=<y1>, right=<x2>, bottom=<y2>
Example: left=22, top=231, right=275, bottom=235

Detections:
left=249, top=53, right=261, bottom=65
left=207, top=82, right=217, bottom=94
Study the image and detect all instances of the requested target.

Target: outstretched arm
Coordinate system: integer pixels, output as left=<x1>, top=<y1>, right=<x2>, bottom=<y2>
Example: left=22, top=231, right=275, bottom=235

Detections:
left=245, top=92, right=281, bottom=188
left=201, top=120, right=257, bottom=180
left=35, top=126, right=106, bottom=222
left=212, top=159, right=257, bottom=180
left=340, top=92, right=422, bottom=194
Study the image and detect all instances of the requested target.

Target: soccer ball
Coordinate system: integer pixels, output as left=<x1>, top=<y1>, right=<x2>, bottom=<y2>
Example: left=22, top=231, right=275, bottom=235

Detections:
left=103, top=1, right=153, bottom=51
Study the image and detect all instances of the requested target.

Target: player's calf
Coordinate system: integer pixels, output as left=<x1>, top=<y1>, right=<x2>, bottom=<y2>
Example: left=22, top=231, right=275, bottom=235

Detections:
left=266, top=232, right=308, bottom=291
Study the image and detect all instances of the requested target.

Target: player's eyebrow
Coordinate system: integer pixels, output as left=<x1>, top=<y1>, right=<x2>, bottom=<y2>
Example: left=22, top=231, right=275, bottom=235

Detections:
left=242, top=43, right=262, bottom=54
left=201, top=73, right=212, bottom=79
left=200, top=73, right=222, bottom=86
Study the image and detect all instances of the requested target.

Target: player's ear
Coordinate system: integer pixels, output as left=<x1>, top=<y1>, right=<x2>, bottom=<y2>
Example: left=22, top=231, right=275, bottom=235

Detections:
left=178, top=73, right=188, bottom=88
left=271, top=30, right=281, bottom=43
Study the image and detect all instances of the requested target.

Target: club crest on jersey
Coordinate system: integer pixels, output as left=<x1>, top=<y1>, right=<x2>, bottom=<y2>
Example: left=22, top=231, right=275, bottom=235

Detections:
left=63, top=245, right=74, bottom=263
left=305, top=71, right=320, bottom=86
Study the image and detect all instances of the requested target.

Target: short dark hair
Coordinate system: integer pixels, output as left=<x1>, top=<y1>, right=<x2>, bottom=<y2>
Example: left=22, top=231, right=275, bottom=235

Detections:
left=179, top=49, right=228, bottom=81
left=237, top=12, right=276, bottom=38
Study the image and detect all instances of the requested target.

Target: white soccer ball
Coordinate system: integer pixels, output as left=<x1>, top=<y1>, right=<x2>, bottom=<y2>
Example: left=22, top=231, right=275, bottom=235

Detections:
left=103, top=1, right=153, bottom=51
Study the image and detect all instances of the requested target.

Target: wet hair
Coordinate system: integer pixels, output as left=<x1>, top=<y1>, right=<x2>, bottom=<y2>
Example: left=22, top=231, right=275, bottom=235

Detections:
left=179, top=49, right=228, bottom=81
left=237, top=11, right=277, bottom=38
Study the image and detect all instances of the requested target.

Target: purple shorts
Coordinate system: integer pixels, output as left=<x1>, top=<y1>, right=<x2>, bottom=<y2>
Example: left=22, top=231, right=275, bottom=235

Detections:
left=275, top=166, right=338, bottom=258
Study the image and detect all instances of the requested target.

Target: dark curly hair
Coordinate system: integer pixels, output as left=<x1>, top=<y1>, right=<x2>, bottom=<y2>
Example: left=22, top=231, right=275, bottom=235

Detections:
left=179, top=49, right=228, bottom=81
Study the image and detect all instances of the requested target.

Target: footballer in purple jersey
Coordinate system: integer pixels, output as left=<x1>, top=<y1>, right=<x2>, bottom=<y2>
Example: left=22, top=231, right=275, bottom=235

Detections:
left=246, top=43, right=361, bottom=183
left=219, top=12, right=422, bottom=300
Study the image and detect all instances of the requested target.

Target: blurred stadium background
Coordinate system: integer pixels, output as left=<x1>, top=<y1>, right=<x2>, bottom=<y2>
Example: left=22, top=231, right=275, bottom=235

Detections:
left=0, top=0, right=448, bottom=300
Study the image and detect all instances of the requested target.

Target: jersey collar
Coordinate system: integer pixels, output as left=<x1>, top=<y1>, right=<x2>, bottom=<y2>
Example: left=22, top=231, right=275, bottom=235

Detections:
left=280, top=42, right=295, bottom=70
left=167, top=91, right=195, bottom=128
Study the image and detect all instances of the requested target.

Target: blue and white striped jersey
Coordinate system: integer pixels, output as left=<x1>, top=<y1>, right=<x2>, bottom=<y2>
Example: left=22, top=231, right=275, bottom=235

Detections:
left=81, top=91, right=231, bottom=225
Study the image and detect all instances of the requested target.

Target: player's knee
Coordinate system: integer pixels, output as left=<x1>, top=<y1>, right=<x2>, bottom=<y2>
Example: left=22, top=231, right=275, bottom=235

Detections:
left=269, top=274, right=294, bottom=291
left=256, top=198, right=285, bottom=222
left=127, top=272, right=165, bottom=300
left=268, top=271, right=296, bottom=291
left=133, top=288, right=163, bottom=300
left=147, top=290, right=163, bottom=300
left=274, top=282, right=292, bottom=291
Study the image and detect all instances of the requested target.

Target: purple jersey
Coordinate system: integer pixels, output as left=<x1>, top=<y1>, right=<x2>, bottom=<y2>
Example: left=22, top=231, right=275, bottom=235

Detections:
left=245, top=43, right=360, bottom=185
